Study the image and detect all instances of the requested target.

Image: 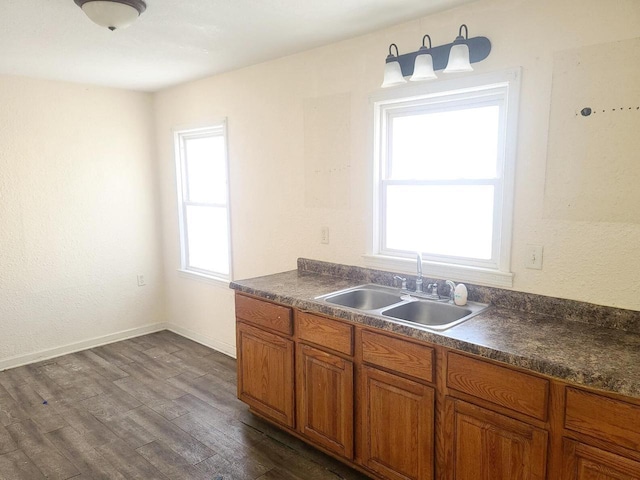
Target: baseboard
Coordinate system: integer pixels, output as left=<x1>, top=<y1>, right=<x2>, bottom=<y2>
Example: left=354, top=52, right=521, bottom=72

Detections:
left=0, top=323, right=168, bottom=371
left=0, top=321, right=237, bottom=372
left=165, top=324, right=237, bottom=359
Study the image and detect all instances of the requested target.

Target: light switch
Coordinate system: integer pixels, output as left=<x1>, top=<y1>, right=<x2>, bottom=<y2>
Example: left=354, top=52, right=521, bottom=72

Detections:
left=525, top=245, right=543, bottom=270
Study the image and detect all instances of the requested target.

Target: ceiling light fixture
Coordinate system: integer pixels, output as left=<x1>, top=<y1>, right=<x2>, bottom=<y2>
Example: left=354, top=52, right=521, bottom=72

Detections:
left=381, top=24, right=491, bottom=88
left=74, top=0, right=147, bottom=31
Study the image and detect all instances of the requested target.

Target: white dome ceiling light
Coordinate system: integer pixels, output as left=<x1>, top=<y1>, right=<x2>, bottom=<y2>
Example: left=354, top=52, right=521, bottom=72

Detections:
left=74, top=0, right=147, bottom=31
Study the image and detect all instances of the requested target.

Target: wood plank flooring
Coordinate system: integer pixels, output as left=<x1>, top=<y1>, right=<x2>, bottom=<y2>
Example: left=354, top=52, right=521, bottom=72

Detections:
left=0, top=331, right=370, bottom=480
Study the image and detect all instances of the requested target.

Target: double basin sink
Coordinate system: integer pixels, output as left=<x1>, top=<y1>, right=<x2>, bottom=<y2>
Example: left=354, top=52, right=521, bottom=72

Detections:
left=316, top=284, right=488, bottom=331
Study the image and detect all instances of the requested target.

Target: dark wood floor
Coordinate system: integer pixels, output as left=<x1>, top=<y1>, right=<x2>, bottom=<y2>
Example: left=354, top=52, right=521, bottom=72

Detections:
left=0, top=330, right=370, bottom=480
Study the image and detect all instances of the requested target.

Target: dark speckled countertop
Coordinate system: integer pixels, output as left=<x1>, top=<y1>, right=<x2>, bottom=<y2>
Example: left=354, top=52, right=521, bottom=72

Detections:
left=230, top=260, right=640, bottom=399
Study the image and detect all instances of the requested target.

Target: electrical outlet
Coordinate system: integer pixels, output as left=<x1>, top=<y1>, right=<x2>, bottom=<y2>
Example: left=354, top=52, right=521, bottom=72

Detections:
left=525, top=245, right=543, bottom=270
left=137, top=274, right=146, bottom=286
left=320, top=227, right=330, bottom=244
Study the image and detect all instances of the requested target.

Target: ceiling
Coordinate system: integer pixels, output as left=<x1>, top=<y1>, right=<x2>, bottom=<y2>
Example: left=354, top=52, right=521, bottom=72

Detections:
left=0, top=0, right=476, bottom=92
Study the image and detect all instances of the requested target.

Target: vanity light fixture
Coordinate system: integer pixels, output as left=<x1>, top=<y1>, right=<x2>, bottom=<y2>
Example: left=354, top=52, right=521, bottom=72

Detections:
left=410, top=35, right=437, bottom=82
left=74, top=0, right=147, bottom=31
left=443, top=24, right=474, bottom=73
left=381, top=44, right=408, bottom=88
left=381, top=24, right=491, bottom=87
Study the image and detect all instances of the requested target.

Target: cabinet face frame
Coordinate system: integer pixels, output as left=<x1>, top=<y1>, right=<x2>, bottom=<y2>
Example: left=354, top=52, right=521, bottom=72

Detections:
left=296, top=343, right=354, bottom=458
left=444, top=398, right=548, bottom=480
left=236, top=321, right=295, bottom=428
left=360, top=364, right=435, bottom=480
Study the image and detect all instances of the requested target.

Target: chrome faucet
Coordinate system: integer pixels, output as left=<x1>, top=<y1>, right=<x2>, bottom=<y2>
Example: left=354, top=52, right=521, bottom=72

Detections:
left=415, top=252, right=423, bottom=293
left=445, top=280, right=456, bottom=303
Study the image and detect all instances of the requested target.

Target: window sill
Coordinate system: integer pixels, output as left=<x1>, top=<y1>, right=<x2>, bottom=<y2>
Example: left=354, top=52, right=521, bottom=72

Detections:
left=362, top=254, right=513, bottom=288
left=177, top=269, right=231, bottom=288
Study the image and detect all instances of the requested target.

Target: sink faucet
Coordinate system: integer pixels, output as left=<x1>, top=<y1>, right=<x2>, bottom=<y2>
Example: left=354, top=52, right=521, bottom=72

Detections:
left=415, top=252, right=423, bottom=293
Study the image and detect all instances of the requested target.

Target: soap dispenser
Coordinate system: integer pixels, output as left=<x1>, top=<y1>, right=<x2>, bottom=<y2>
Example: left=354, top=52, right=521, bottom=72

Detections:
left=454, top=283, right=468, bottom=306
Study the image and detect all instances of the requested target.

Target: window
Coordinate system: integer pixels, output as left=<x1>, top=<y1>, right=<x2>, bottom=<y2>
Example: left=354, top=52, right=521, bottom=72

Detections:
left=370, top=70, right=520, bottom=287
left=174, top=122, right=232, bottom=281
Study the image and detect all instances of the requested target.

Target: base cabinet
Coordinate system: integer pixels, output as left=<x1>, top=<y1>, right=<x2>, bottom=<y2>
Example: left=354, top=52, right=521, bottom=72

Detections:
left=360, top=365, right=435, bottom=480
left=562, top=439, right=640, bottom=480
left=234, top=293, right=640, bottom=480
left=445, top=398, right=548, bottom=480
left=297, top=344, right=354, bottom=458
left=236, top=322, right=295, bottom=428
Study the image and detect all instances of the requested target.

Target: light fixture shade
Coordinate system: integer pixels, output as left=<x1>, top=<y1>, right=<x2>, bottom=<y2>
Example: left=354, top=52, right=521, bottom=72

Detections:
left=410, top=53, right=437, bottom=81
left=381, top=61, right=407, bottom=88
left=444, top=43, right=473, bottom=73
left=75, top=0, right=146, bottom=31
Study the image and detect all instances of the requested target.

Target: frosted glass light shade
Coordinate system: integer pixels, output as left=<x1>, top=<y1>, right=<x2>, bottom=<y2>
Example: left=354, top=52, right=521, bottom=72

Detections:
left=381, top=61, right=407, bottom=88
left=444, top=43, right=473, bottom=73
left=410, top=53, right=437, bottom=81
left=77, top=0, right=145, bottom=30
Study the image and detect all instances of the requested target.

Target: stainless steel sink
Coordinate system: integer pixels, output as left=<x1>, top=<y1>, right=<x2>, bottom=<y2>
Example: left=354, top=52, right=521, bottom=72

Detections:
left=381, top=301, right=478, bottom=330
left=317, top=284, right=489, bottom=332
left=323, top=286, right=403, bottom=310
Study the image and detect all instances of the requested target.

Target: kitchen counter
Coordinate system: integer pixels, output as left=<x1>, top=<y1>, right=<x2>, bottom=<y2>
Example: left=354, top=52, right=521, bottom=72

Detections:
left=230, top=262, right=640, bottom=399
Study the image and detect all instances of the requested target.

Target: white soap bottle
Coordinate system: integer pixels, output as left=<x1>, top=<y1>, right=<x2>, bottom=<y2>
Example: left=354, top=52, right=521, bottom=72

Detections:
left=454, top=283, right=468, bottom=306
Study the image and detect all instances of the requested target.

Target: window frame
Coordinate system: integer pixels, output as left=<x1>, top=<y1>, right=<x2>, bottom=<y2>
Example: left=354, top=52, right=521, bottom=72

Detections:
left=367, top=69, right=521, bottom=287
left=174, top=121, right=233, bottom=284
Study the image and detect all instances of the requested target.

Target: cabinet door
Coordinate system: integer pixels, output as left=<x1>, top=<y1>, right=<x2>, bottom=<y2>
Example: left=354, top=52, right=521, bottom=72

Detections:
left=297, top=344, right=354, bottom=458
left=236, top=322, right=295, bottom=428
left=562, top=438, right=640, bottom=480
left=360, top=365, right=435, bottom=480
left=446, top=398, right=547, bottom=480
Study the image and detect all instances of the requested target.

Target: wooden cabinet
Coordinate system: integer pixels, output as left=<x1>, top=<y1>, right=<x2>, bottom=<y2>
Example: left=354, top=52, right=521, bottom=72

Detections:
left=234, top=292, right=640, bottom=480
left=445, top=399, right=548, bottom=480
left=297, top=344, right=354, bottom=458
left=562, top=439, right=640, bottom=480
left=444, top=352, right=549, bottom=480
left=561, top=387, right=640, bottom=480
left=236, top=321, right=295, bottom=428
left=360, top=365, right=435, bottom=480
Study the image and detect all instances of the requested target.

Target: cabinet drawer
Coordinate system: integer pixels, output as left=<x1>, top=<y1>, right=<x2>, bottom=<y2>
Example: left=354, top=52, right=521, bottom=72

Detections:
left=361, top=330, right=434, bottom=383
left=297, top=312, right=353, bottom=356
left=565, top=387, right=640, bottom=451
left=235, top=294, right=292, bottom=335
left=447, top=352, right=549, bottom=421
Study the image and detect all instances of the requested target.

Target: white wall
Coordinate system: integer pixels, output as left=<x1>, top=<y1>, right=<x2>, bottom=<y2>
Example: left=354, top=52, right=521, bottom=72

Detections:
left=0, top=75, right=165, bottom=368
left=154, top=0, right=640, bottom=355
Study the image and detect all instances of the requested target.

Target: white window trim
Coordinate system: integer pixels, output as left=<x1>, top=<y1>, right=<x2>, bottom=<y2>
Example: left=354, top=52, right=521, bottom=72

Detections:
left=366, top=69, right=521, bottom=288
left=173, top=120, right=233, bottom=284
